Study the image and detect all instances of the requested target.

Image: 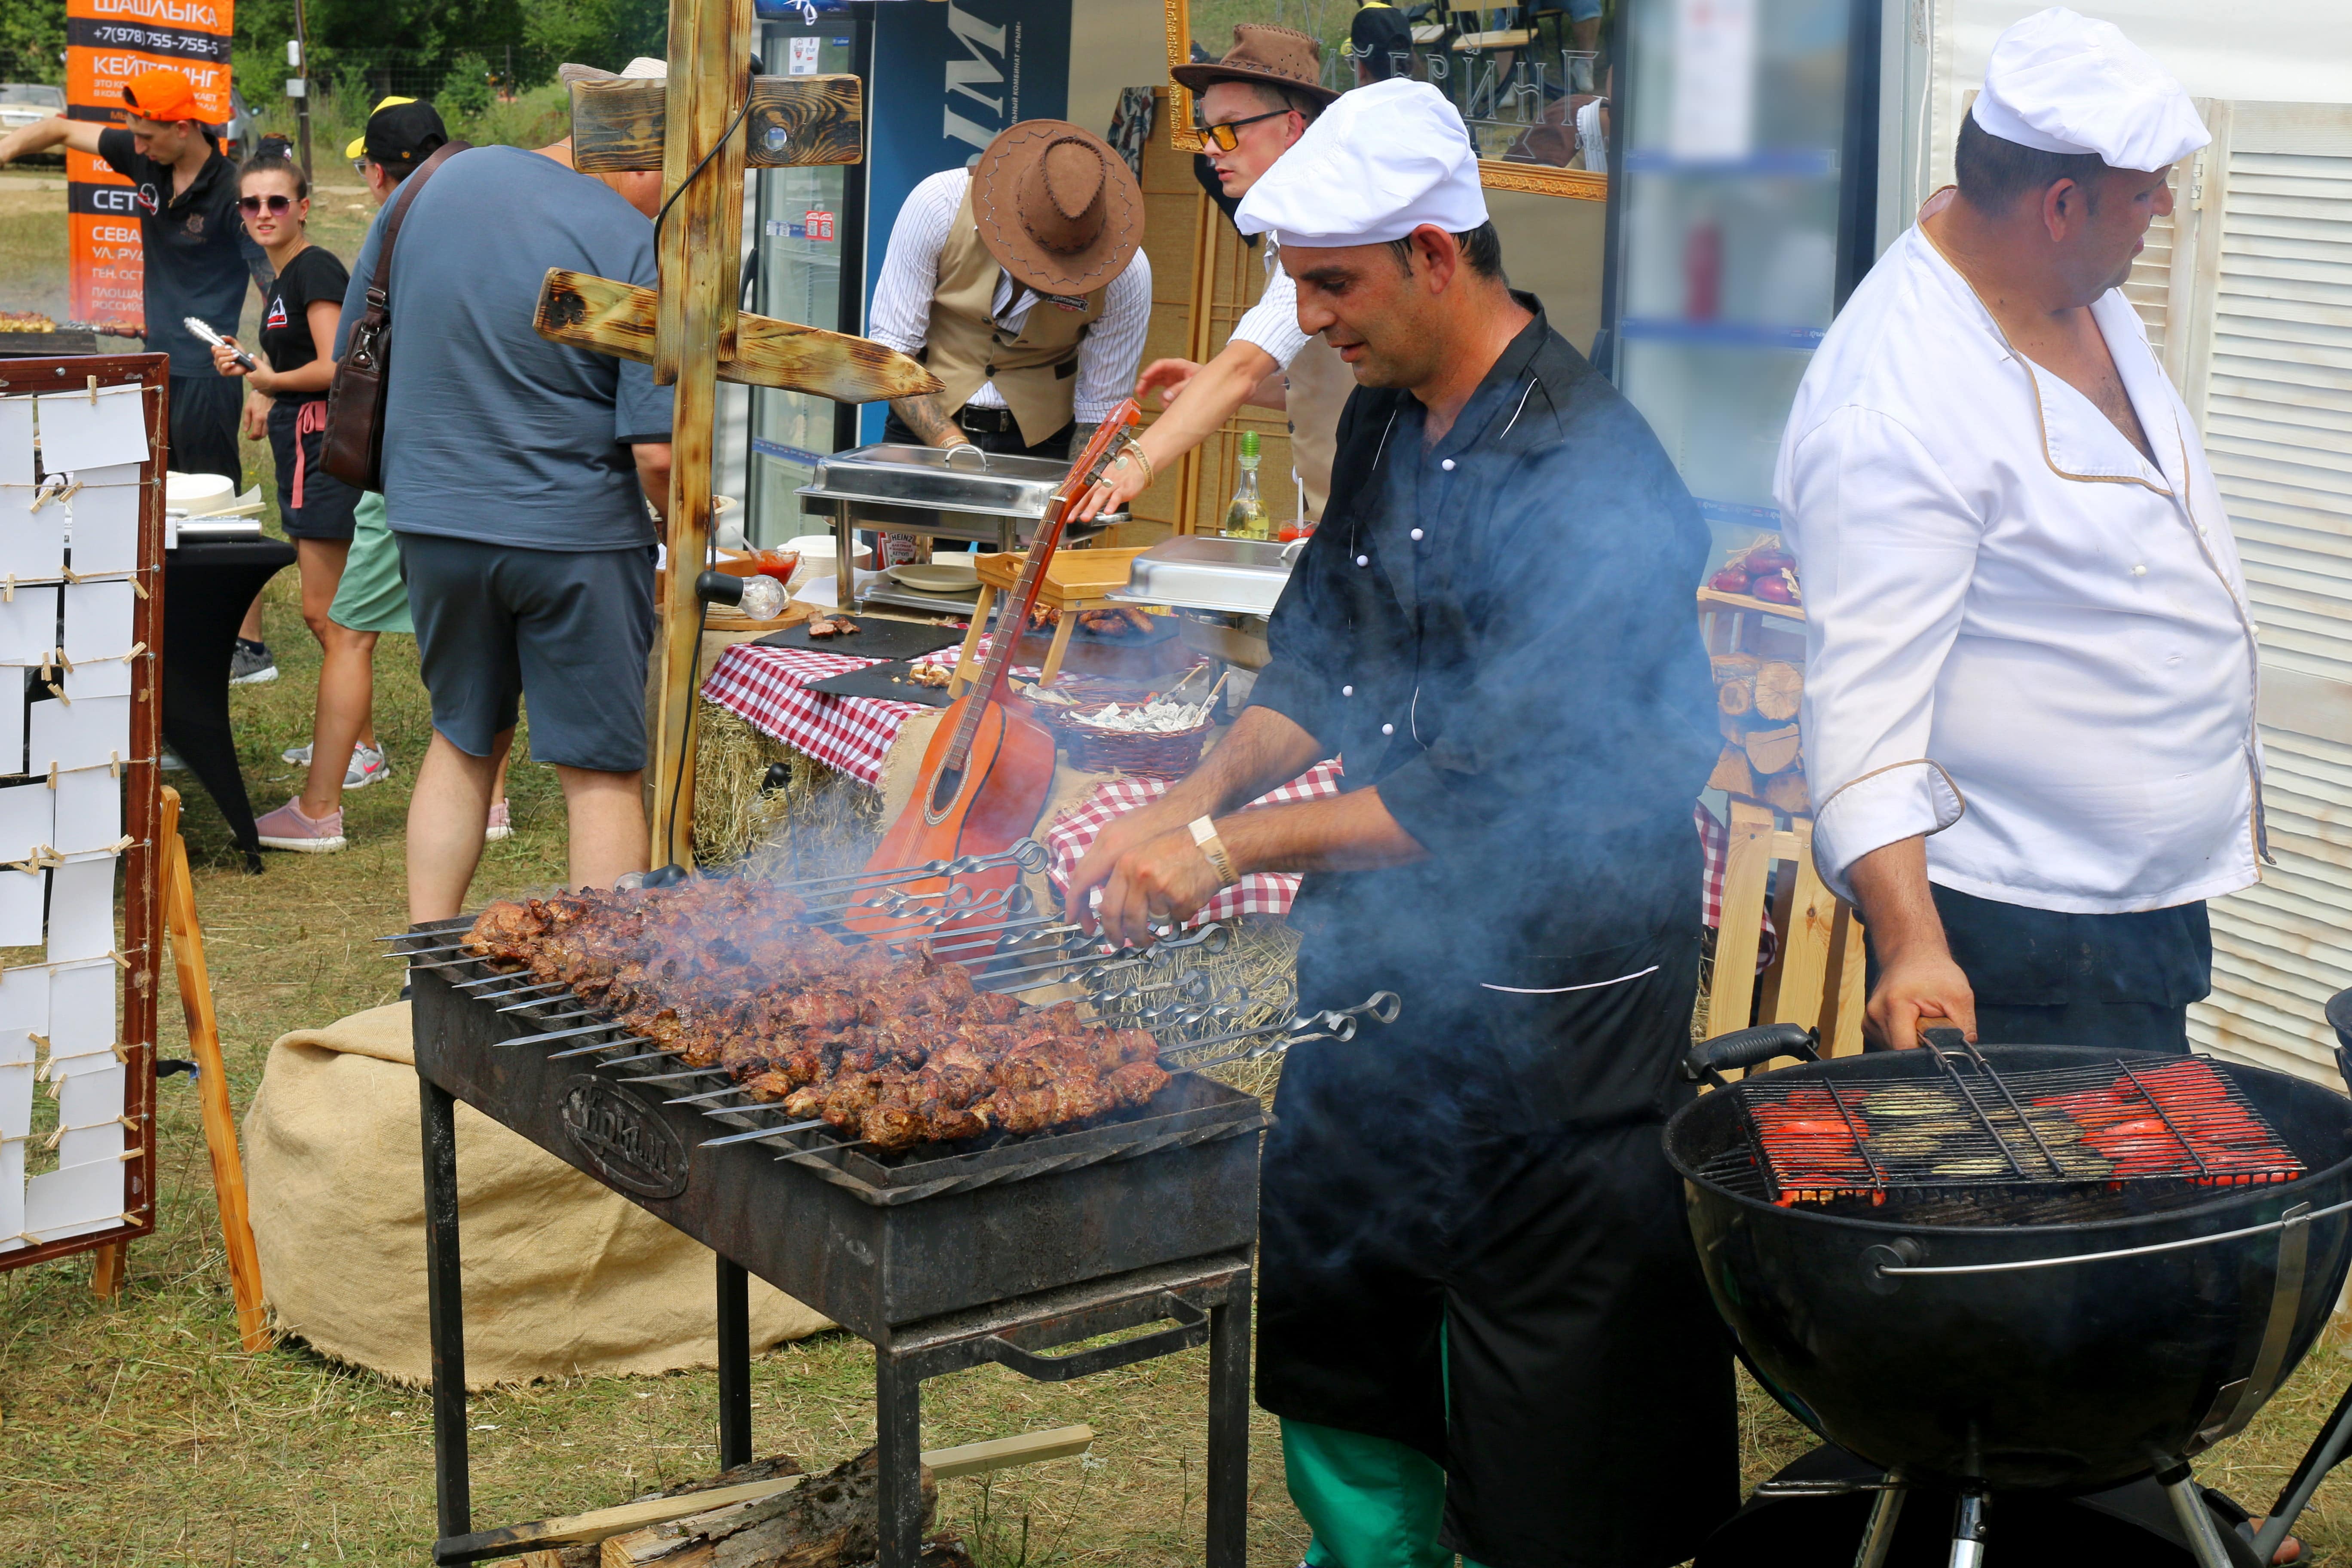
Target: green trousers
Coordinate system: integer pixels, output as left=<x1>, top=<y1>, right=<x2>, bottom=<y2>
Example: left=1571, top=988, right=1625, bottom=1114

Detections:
left=1285, top=1418, right=1496, bottom=1568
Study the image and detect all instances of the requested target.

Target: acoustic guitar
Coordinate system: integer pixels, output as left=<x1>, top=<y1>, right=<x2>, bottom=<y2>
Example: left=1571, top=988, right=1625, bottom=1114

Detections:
left=847, top=401, right=1145, bottom=938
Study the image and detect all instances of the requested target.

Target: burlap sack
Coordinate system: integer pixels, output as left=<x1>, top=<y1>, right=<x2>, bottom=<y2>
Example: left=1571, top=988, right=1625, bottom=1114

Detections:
left=242, top=1002, right=831, bottom=1388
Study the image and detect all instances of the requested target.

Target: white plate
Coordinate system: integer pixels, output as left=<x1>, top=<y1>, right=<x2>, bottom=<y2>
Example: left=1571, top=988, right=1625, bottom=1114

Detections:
left=888, top=561, right=980, bottom=593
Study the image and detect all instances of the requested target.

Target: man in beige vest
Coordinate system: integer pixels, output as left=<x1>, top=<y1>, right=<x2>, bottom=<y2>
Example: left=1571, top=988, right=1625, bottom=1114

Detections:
left=869, top=120, right=1150, bottom=461
left=1074, top=25, right=1351, bottom=525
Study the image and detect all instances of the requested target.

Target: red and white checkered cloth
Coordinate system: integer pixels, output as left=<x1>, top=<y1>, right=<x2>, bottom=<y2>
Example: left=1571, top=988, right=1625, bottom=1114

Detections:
left=1044, top=759, right=1346, bottom=925
left=1697, top=801, right=1780, bottom=972
left=701, top=643, right=923, bottom=788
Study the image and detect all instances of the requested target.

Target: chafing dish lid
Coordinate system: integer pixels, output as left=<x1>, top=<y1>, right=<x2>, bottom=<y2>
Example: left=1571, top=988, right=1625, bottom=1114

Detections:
left=799, top=442, right=1071, bottom=518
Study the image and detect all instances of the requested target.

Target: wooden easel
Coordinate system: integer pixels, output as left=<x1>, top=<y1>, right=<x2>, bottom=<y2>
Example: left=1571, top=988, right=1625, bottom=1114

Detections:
left=1709, top=800, right=1866, bottom=1063
left=156, top=786, right=268, bottom=1350
left=532, top=24, right=938, bottom=870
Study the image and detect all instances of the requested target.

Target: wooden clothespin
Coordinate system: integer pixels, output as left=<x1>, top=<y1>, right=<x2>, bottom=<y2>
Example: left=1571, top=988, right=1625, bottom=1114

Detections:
left=128, top=575, right=148, bottom=600
left=107, top=948, right=131, bottom=970
left=86, top=374, right=98, bottom=405
left=45, top=682, right=69, bottom=706
left=108, top=750, right=121, bottom=780
left=46, top=762, right=58, bottom=790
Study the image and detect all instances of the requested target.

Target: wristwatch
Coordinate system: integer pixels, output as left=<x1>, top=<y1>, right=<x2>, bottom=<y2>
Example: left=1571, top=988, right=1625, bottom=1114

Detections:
left=1189, top=816, right=1239, bottom=888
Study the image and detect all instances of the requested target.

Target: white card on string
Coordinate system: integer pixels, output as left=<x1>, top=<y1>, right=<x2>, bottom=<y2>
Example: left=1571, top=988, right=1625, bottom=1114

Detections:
left=48, top=961, right=113, bottom=1057
left=0, top=674, right=21, bottom=778
left=0, top=486, right=68, bottom=583
left=0, top=866, right=41, bottom=948
left=0, top=1050, right=30, bottom=1141
left=0, top=397, right=33, bottom=487
left=22, top=1155, right=122, bottom=1235
left=34, top=384, right=147, bottom=472
left=63, top=657, right=131, bottom=700
left=52, top=768, right=119, bottom=854
left=63, top=579, right=133, bottom=662
left=29, top=693, right=129, bottom=774
left=0, top=1141, right=22, bottom=1243
left=0, top=587, right=57, bottom=663
left=0, top=962, right=51, bottom=1029
left=0, top=781, right=50, bottom=866
left=58, top=1123, right=126, bottom=1169
left=59, top=1060, right=125, bottom=1125
left=46, top=856, right=113, bottom=962
left=66, top=466, right=140, bottom=577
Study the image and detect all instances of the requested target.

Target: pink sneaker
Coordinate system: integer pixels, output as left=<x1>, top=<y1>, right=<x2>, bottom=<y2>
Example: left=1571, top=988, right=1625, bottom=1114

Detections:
left=484, top=800, right=512, bottom=843
left=255, top=796, right=346, bottom=853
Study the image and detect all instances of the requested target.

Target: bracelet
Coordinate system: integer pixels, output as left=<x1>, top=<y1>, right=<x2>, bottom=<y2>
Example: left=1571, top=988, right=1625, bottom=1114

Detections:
left=1116, top=441, right=1155, bottom=490
left=1188, top=815, right=1239, bottom=888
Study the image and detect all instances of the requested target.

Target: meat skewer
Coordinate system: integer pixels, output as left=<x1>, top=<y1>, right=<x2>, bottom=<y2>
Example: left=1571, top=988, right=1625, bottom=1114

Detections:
left=465, top=881, right=1173, bottom=1155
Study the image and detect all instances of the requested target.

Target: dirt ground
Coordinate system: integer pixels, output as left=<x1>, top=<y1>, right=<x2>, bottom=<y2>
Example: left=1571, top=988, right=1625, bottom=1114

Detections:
left=4, top=158, right=2352, bottom=1568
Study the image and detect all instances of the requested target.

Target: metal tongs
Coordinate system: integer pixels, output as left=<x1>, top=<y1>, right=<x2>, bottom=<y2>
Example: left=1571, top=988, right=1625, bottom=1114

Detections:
left=183, top=315, right=256, bottom=371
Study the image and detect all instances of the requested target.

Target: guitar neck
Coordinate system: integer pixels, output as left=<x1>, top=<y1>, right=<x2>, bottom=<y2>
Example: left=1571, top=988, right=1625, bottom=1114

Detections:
left=938, top=401, right=1140, bottom=776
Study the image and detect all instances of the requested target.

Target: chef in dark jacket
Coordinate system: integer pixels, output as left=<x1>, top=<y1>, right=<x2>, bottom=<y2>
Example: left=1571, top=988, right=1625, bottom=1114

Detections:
left=1067, top=77, right=1735, bottom=1568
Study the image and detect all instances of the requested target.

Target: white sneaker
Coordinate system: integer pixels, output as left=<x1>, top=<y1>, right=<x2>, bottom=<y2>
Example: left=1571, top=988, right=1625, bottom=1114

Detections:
left=484, top=800, right=512, bottom=842
left=344, top=744, right=392, bottom=790
left=284, top=741, right=392, bottom=789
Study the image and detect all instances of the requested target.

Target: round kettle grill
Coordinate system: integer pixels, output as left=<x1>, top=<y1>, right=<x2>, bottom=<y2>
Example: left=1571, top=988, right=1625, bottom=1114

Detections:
left=1665, top=1014, right=2352, bottom=1568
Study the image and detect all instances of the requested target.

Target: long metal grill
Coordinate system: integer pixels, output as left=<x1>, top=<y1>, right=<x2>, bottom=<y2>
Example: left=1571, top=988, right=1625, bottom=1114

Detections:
left=1730, top=1041, right=2305, bottom=1214
left=386, top=839, right=1390, bottom=1168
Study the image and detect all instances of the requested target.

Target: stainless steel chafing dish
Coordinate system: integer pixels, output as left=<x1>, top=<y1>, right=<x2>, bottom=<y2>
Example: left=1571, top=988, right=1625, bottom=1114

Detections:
left=1105, top=536, right=1301, bottom=618
left=798, top=444, right=1118, bottom=616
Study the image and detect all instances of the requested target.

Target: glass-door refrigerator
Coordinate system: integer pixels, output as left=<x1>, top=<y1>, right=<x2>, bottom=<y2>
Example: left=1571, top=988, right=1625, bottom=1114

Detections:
left=1599, top=0, right=1882, bottom=557
left=745, top=3, right=871, bottom=546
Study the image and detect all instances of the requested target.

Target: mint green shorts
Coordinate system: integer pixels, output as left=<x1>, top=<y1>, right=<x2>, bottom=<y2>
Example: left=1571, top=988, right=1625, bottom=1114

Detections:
left=328, top=490, right=414, bottom=634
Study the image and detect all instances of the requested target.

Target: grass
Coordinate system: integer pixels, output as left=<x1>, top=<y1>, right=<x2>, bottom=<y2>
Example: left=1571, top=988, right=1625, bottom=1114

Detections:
left=7, top=135, right=2352, bottom=1568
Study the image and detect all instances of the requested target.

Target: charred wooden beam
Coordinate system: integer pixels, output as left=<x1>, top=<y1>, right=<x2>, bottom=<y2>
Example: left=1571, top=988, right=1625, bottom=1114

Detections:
left=569, top=74, right=864, bottom=173
left=535, top=268, right=943, bottom=404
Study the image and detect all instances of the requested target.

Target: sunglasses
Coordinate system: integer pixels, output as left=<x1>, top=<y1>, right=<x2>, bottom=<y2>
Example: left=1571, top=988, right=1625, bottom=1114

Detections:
left=239, top=193, right=295, bottom=214
left=1195, top=107, right=1293, bottom=152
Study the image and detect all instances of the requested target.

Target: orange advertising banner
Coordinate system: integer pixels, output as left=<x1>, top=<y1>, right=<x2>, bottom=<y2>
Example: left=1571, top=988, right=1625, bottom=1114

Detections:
left=64, top=0, right=237, bottom=332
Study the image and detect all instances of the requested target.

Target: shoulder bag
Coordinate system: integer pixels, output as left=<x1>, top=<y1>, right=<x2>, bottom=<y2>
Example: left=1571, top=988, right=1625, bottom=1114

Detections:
left=322, top=139, right=471, bottom=490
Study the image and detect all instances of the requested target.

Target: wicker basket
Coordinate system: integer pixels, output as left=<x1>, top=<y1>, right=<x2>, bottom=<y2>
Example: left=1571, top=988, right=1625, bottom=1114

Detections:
left=1050, top=714, right=1214, bottom=778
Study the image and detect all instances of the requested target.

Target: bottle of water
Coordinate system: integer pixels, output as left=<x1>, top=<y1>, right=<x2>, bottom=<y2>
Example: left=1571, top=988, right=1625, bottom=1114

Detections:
left=1222, top=430, right=1271, bottom=541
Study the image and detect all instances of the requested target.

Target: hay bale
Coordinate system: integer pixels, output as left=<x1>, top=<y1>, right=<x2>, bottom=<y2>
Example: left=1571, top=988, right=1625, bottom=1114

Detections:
left=1084, top=916, right=1301, bottom=1104
left=692, top=702, right=884, bottom=877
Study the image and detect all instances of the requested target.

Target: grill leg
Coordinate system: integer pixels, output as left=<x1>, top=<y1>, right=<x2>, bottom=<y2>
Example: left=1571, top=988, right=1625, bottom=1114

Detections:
left=1947, top=1489, right=1988, bottom=1568
left=717, top=1256, right=751, bottom=1469
left=1853, top=1483, right=1905, bottom=1568
left=420, top=1076, right=470, bottom=1543
left=2158, top=1462, right=2240, bottom=1568
left=875, top=1352, right=925, bottom=1568
left=1205, top=1272, right=1252, bottom=1568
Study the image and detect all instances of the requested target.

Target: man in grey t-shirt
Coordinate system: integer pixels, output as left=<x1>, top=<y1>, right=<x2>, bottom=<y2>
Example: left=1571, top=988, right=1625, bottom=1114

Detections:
left=335, top=141, right=674, bottom=920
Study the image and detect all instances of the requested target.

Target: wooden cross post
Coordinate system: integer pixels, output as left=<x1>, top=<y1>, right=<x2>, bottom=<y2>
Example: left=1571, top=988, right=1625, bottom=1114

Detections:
left=539, top=21, right=941, bottom=869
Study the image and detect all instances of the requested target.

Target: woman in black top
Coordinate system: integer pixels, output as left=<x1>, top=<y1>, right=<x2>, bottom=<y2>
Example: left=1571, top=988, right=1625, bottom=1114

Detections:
left=211, top=151, right=384, bottom=853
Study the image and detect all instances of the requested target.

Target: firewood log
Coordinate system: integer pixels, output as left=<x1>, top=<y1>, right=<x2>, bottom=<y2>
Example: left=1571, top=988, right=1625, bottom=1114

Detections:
left=1753, top=662, right=1804, bottom=723
left=1762, top=768, right=1812, bottom=815
left=603, top=1449, right=933, bottom=1567
left=1743, top=723, right=1802, bottom=777
left=1708, top=744, right=1758, bottom=799
left=1718, top=677, right=1755, bottom=717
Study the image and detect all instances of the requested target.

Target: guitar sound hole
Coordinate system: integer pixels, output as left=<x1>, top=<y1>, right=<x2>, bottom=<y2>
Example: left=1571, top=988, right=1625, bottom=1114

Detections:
left=929, top=764, right=965, bottom=816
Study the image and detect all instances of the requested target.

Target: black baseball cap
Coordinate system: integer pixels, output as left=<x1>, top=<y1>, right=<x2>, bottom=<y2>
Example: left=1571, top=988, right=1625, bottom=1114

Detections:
left=1351, top=5, right=1414, bottom=80
left=350, top=98, right=449, bottom=170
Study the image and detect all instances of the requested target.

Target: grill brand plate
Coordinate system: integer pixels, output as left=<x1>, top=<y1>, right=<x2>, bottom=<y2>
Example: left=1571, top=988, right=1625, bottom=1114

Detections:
left=560, top=1075, right=691, bottom=1198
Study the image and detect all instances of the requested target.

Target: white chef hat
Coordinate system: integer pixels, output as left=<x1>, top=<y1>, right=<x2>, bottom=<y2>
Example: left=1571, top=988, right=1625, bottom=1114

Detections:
left=1971, top=7, right=2208, bottom=172
left=1233, top=77, right=1488, bottom=250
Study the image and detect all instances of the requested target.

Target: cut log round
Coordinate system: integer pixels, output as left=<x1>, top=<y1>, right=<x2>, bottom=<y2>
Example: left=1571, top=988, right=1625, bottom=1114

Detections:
left=1718, top=677, right=1755, bottom=717
left=1708, top=744, right=1758, bottom=799
left=1752, top=662, right=1804, bottom=723
left=1762, top=769, right=1811, bottom=815
left=1743, top=723, right=1802, bottom=776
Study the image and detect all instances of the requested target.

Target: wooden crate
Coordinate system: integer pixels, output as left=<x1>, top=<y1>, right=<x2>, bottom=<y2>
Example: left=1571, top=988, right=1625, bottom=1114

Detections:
left=1710, top=802, right=1866, bottom=1069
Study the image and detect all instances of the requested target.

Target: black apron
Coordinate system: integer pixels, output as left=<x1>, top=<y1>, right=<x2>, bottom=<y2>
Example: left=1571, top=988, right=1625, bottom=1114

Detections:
left=1244, top=303, right=1738, bottom=1566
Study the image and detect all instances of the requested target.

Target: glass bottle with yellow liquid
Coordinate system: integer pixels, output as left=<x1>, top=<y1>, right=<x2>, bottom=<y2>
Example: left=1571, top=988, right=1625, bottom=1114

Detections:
left=1222, top=430, right=1272, bottom=541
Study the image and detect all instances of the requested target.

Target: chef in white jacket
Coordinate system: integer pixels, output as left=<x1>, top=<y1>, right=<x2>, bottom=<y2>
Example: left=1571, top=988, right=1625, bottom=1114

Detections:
left=1779, top=8, right=2262, bottom=1056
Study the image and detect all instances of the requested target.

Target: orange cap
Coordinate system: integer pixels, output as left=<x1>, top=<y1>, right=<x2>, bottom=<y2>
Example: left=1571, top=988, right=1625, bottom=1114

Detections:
left=122, top=67, right=202, bottom=125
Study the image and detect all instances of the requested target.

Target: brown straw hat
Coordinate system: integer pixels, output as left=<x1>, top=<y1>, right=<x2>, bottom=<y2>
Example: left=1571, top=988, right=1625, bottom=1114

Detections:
left=1169, top=24, right=1339, bottom=108
left=970, top=120, right=1145, bottom=298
